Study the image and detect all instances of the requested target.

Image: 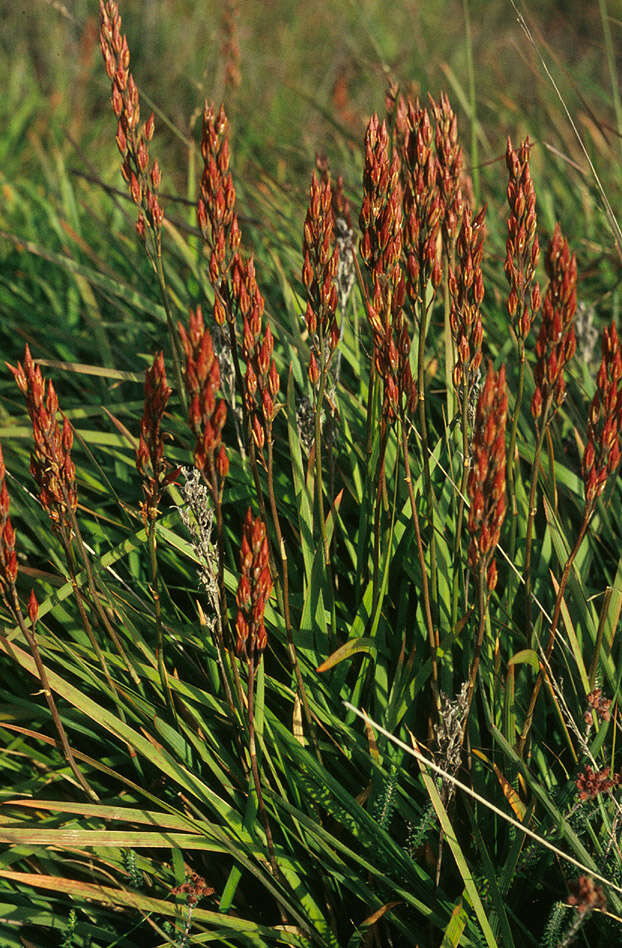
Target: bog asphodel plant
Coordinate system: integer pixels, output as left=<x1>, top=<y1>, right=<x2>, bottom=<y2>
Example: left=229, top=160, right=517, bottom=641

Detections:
left=467, top=362, right=508, bottom=594
left=8, top=345, right=78, bottom=537
left=99, top=0, right=163, bottom=247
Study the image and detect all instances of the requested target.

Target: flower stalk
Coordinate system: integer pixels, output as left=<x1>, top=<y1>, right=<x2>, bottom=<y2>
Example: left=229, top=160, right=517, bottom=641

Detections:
left=136, top=351, right=181, bottom=717
left=519, top=321, right=622, bottom=754
left=235, top=510, right=280, bottom=881
left=0, top=444, right=96, bottom=800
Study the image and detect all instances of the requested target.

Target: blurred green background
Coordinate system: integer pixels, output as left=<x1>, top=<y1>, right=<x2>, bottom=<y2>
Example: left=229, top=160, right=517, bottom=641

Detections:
left=3, top=0, right=620, bottom=191
left=0, top=0, right=620, bottom=369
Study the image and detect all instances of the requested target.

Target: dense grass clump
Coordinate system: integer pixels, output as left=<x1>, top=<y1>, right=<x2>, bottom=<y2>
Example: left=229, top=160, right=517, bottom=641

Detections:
left=1, top=2, right=621, bottom=946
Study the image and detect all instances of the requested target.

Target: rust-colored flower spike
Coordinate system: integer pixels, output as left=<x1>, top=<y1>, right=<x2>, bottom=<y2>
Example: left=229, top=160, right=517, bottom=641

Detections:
left=315, top=153, right=352, bottom=230
left=505, top=137, right=541, bottom=340
left=0, top=444, right=18, bottom=602
left=395, top=96, right=443, bottom=299
left=99, top=0, right=163, bottom=242
left=361, top=114, right=416, bottom=424
left=197, top=102, right=242, bottom=296
left=136, top=352, right=180, bottom=524
left=431, top=91, right=464, bottom=252
left=449, top=205, right=486, bottom=394
left=302, top=170, right=340, bottom=386
left=178, top=307, right=229, bottom=493
left=467, top=362, right=508, bottom=590
left=581, top=321, right=622, bottom=504
left=221, top=0, right=241, bottom=93
left=232, top=255, right=279, bottom=457
left=8, top=346, right=78, bottom=536
left=360, top=114, right=402, bottom=285
left=567, top=876, right=607, bottom=914
left=531, top=224, right=577, bottom=422
left=235, top=509, right=272, bottom=662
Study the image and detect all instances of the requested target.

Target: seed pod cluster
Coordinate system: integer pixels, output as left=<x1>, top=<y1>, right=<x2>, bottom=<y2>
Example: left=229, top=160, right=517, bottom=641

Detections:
left=302, top=170, right=340, bottom=386
left=9, top=346, right=78, bottom=536
left=431, top=91, right=465, bottom=252
left=449, top=205, right=486, bottom=395
left=531, top=224, right=577, bottom=422
left=0, top=445, right=18, bottom=599
left=136, top=352, right=180, bottom=524
left=581, top=322, right=622, bottom=504
left=394, top=96, right=443, bottom=298
left=504, top=137, right=541, bottom=340
left=361, top=114, right=416, bottom=424
left=235, top=509, right=272, bottom=662
left=232, top=255, right=280, bottom=457
left=467, top=362, right=508, bottom=590
left=178, top=307, right=229, bottom=493
left=197, top=103, right=242, bottom=294
left=99, top=1, right=163, bottom=240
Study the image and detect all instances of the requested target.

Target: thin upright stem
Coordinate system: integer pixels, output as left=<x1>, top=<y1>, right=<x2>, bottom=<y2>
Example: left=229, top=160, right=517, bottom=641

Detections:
left=314, top=364, right=337, bottom=640
left=154, top=247, right=187, bottom=415
left=267, top=433, right=322, bottom=763
left=507, top=338, right=527, bottom=562
left=523, top=392, right=554, bottom=636
left=246, top=653, right=280, bottom=881
left=147, top=517, right=176, bottom=719
left=372, top=430, right=388, bottom=617
left=416, top=286, right=438, bottom=611
left=8, top=586, right=98, bottom=800
left=451, top=378, right=471, bottom=631
left=462, top=568, right=487, bottom=740
left=518, top=508, right=592, bottom=756
left=401, top=421, right=440, bottom=708
left=67, top=506, right=141, bottom=690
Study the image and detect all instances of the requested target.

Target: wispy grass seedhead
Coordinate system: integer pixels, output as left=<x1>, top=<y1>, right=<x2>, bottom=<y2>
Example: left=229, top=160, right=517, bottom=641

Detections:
left=8, top=345, right=78, bottom=536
